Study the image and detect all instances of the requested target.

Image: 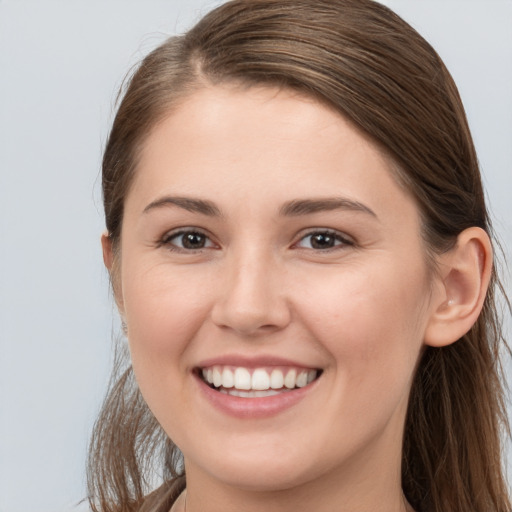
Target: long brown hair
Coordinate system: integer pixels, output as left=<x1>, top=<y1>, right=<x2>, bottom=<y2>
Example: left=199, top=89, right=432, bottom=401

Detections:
left=89, top=1, right=511, bottom=511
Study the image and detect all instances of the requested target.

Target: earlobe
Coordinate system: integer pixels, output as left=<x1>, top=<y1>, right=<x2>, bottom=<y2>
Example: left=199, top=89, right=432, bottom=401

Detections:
left=424, top=227, right=492, bottom=348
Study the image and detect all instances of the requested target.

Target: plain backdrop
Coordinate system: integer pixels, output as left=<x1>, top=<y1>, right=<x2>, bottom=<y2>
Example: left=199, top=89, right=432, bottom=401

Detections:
left=0, top=1, right=511, bottom=511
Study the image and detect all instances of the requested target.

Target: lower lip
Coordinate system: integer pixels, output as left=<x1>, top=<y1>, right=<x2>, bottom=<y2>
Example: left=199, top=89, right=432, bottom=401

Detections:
left=195, top=374, right=317, bottom=419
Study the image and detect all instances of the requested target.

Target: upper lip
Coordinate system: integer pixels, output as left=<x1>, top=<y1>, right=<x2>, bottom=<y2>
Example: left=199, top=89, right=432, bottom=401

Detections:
left=196, top=354, right=321, bottom=370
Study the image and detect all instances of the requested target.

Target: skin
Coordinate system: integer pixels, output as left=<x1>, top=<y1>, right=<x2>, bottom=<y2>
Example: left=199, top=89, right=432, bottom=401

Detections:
left=103, top=85, right=491, bottom=512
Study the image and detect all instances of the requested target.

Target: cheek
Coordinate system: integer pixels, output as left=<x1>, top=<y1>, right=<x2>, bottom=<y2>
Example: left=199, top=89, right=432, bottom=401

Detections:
left=298, top=259, right=429, bottom=390
left=120, top=262, right=212, bottom=382
left=120, top=267, right=219, bottom=432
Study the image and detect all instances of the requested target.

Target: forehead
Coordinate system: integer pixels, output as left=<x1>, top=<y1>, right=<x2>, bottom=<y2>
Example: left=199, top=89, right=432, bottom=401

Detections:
left=128, top=85, right=419, bottom=225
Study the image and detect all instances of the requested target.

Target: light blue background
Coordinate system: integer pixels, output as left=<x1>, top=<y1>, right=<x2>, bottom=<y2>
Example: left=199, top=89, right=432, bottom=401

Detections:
left=1, top=1, right=510, bottom=511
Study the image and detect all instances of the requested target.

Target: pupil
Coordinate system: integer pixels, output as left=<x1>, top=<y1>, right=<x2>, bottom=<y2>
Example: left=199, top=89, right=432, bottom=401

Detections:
left=311, top=233, right=334, bottom=249
left=183, top=233, right=205, bottom=249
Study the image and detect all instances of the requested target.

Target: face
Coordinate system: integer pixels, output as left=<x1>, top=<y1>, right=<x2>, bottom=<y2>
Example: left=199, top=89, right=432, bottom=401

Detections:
left=115, top=86, right=438, bottom=494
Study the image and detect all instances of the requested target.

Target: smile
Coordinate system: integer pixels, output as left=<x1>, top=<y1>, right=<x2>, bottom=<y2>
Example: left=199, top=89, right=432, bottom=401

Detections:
left=199, top=366, right=320, bottom=398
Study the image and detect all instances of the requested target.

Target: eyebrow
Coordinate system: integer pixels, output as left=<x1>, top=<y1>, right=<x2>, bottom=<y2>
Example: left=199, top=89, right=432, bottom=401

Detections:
left=279, top=197, right=377, bottom=218
left=143, top=196, right=222, bottom=216
left=142, top=195, right=377, bottom=219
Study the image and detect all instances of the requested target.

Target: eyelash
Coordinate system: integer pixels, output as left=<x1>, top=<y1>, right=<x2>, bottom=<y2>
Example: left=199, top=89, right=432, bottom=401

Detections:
left=159, top=229, right=215, bottom=252
left=294, top=230, right=354, bottom=251
left=159, top=228, right=354, bottom=253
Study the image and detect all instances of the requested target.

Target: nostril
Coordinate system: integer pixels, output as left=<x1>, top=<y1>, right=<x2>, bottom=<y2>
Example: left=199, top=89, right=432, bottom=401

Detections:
left=211, top=306, right=291, bottom=336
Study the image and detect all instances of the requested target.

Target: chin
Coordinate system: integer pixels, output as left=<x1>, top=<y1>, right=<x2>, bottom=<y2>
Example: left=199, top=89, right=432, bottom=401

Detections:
left=181, top=429, right=355, bottom=495
left=196, top=456, right=320, bottom=493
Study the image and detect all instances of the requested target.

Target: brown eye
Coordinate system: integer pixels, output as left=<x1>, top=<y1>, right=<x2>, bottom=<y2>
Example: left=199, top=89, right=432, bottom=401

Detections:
left=164, top=230, right=214, bottom=251
left=181, top=232, right=207, bottom=249
left=297, top=231, right=352, bottom=250
left=310, top=233, right=336, bottom=249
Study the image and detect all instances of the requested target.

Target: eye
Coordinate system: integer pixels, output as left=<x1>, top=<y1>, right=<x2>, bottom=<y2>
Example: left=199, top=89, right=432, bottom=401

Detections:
left=296, top=230, right=353, bottom=250
left=162, top=229, right=215, bottom=251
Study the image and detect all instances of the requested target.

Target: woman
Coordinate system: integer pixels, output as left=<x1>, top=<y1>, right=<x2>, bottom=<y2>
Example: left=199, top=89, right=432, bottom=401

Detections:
left=88, top=1, right=511, bottom=511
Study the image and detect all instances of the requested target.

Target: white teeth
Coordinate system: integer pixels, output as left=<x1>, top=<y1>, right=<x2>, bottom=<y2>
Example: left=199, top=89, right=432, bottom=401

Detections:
left=253, top=389, right=280, bottom=397
left=284, top=369, right=296, bottom=389
left=296, top=371, right=308, bottom=388
left=234, top=367, right=252, bottom=390
left=270, top=369, right=284, bottom=389
left=251, top=369, right=270, bottom=390
left=213, top=366, right=222, bottom=387
left=227, top=389, right=283, bottom=398
left=201, top=366, right=319, bottom=392
left=222, top=367, right=234, bottom=388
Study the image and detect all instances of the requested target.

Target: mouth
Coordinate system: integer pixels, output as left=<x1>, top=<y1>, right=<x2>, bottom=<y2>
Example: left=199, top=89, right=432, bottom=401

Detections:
left=196, top=365, right=322, bottom=398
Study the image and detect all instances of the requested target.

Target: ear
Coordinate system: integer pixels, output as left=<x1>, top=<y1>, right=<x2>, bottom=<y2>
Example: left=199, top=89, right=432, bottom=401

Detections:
left=101, top=231, right=125, bottom=313
left=424, top=227, right=492, bottom=347
left=101, top=231, right=114, bottom=271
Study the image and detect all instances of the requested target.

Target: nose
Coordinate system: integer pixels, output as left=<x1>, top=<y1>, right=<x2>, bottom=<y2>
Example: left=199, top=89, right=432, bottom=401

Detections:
left=210, top=249, right=291, bottom=336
